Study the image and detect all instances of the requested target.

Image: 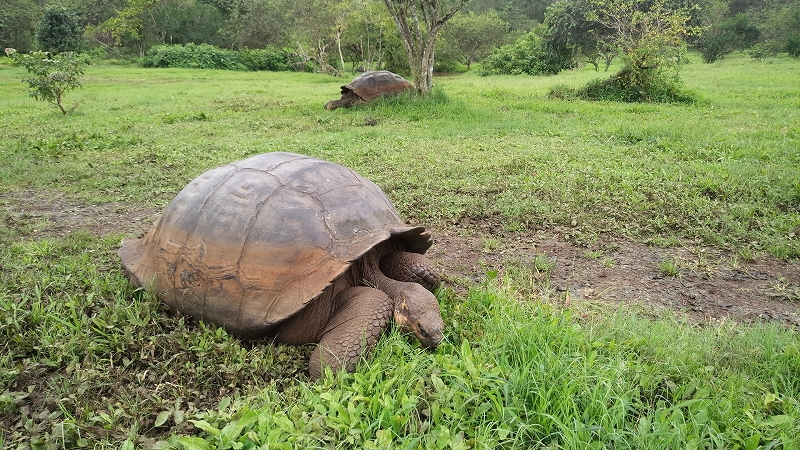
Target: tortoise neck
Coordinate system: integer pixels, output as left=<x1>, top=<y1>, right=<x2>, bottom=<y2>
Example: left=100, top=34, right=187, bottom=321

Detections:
left=356, top=240, right=407, bottom=299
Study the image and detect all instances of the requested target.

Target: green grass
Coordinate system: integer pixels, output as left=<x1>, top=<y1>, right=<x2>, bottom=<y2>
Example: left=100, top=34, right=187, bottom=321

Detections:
left=164, top=290, right=800, bottom=449
left=1, top=53, right=799, bottom=447
left=2, top=55, right=798, bottom=255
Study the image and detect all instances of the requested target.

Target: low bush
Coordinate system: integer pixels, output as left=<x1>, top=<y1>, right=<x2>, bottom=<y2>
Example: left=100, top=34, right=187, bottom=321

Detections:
left=480, top=31, right=565, bottom=76
left=787, top=36, right=800, bottom=57
left=578, top=68, right=697, bottom=103
left=548, top=68, right=697, bottom=104
left=12, top=50, right=85, bottom=114
left=142, top=44, right=298, bottom=71
left=142, top=43, right=246, bottom=70
left=237, top=47, right=296, bottom=71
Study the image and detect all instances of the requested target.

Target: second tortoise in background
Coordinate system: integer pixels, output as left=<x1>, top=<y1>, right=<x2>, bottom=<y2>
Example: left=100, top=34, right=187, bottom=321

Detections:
left=326, top=71, right=414, bottom=110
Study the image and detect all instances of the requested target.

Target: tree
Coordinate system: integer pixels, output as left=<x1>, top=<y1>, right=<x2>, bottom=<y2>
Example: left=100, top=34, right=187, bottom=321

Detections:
left=481, top=28, right=557, bottom=75
left=465, top=0, right=556, bottom=26
left=542, top=0, right=613, bottom=72
left=151, top=0, right=227, bottom=47
left=582, top=0, right=699, bottom=102
left=589, top=0, right=695, bottom=72
left=382, top=0, right=468, bottom=93
left=36, top=7, right=85, bottom=53
left=100, top=0, right=161, bottom=55
left=292, top=0, right=342, bottom=75
left=221, top=0, right=295, bottom=50
left=763, top=4, right=800, bottom=57
left=0, top=0, right=41, bottom=52
left=697, top=13, right=760, bottom=62
left=339, top=0, right=397, bottom=72
left=13, top=51, right=85, bottom=114
left=551, top=0, right=620, bottom=71
left=440, top=10, right=508, bottom=69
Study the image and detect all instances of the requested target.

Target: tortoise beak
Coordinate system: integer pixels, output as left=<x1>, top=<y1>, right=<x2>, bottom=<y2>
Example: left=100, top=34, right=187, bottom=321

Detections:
left=415, top=310, right=444, bottom=349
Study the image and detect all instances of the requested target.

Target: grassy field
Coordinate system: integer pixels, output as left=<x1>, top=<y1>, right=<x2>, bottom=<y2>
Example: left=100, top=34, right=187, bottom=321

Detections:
left=1, top=53, right=799, bottom=448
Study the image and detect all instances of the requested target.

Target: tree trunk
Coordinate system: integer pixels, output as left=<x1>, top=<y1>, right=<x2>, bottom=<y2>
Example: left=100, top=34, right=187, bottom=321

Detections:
left=336, top=28, right=346, bottom=74
left=383, top=0, right=467, bottom=94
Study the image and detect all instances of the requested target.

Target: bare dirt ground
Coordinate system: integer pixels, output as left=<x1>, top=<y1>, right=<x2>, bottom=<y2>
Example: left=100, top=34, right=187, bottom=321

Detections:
left=3, top=190, right=799, bottom=328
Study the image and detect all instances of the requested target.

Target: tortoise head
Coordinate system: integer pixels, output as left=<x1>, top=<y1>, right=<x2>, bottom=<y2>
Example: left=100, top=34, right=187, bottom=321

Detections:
left=392, top=283, right=444, bottom=349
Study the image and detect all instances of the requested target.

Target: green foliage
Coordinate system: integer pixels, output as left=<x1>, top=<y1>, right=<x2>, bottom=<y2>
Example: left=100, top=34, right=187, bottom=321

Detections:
left=142, top=43, right=296, bottom=71
left=142, top=43, right=241, bottom=70
left=698, top=13, right=761, bottom=63
left=152, top=0, right=228, bottom=48
left=12, top=50, right=85, bottom=114
left=237, top=47, right=295, bottom=71
left=573, top=67, right=697, bottom=103
left=698, top=1, right=800, bottom=62
left=142, top=43, right=266, bottom=70
left=481, top=29, right=563, bottom=75
left=35, top=6, right=85, bottom=54
left=0, top=0, right=41, bottom=52
left=591, top=0, right=695, bottom=72
left=763, top=4, right=800, bottom=58
left=748, top=40, right=779, bottom=61
left=100, top=0, right=160, bottom=48
left=567, top=0, right=697, bottom=103
left=541, top=0, right=614, bottom=72
left=152, top=286, right=800, bottom=448
left=440, top=10, right=510, bottom=70
left=218, top=0, right=295, bottom=50
left=336, top=0, right=398, bottom=72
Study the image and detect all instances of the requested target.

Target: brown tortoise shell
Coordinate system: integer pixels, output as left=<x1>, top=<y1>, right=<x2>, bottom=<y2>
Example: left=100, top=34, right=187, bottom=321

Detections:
left=118, top=152, right=432, bottom=338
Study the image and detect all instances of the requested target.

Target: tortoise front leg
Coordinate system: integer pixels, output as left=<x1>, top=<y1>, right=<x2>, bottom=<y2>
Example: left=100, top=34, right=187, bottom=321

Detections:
left=379, top=252, right=442, bottom=292
left=309, top=286, right=393, bottom=380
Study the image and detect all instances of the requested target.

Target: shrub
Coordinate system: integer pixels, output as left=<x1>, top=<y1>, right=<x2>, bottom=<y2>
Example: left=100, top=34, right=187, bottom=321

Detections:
left=237, top=47, right=294, bottom=71
left=142, top=44, right=298, bottom=71
left=480, top=31, right=564, bottom=76
left=549, top=67, right=697, bottom=104
left=576, top=68, right=696, bottom=103
left=787, top=36, right=800, bottom=57
left=748, top=40, right=779, bottom=60
left=142, top=43, right=246, bottom=70
left=12, top=51, right=85, bottom=114
left=565, top=0, right=698, bottom=104
left=433, top=53, right=460, bottom=73
left=35, top=7, right=84, bottom=54
left=764, top=5, right=800, bottom=58
left=698, top=14, right=761, bottom=63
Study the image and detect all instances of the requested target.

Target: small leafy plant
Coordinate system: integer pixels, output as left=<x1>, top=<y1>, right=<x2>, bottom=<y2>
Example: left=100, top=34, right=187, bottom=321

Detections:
left=12, top=51, right=84, bottom=114
left=658, top=258, right=681, bottom=277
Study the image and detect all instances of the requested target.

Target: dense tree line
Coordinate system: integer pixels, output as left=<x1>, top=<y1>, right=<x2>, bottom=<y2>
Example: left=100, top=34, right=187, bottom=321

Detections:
left=1, top=0, right=797, bottom=74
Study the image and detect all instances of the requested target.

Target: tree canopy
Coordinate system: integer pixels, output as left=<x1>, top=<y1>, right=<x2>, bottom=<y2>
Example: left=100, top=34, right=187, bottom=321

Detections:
left=1, top=0, right=797, bottom=85
left=440, top=10, right=509, bottom=70
left=36, top=7, right=85, bottom=53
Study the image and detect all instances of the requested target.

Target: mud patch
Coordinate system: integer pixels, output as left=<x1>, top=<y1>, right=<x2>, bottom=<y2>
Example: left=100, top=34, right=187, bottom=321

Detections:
left=429, top=228, right=800, bottom=328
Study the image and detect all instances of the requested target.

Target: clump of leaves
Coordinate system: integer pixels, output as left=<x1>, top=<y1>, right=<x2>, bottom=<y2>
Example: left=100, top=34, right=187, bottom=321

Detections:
left=12, top=51, right=84, bottom=114
left=578, top=67, right=697, bottom=103
left=549, top=0, right=699, bottom=104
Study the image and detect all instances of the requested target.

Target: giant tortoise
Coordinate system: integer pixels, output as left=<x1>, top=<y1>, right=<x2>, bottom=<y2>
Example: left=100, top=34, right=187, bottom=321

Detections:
left=118, top=152, right=444, bottom=379
left=325, top=70, right=414, bottom=110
